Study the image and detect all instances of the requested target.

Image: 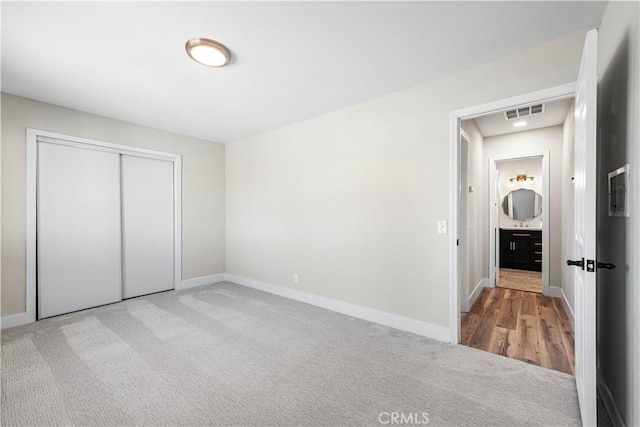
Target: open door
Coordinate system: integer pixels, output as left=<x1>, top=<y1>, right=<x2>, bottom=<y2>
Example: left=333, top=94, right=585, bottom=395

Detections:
left=568, top=28, right=598, bottom=426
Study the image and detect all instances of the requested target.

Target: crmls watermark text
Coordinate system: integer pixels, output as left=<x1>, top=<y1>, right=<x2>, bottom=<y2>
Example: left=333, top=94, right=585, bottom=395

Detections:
left=378, top=412, right=429, bottom=425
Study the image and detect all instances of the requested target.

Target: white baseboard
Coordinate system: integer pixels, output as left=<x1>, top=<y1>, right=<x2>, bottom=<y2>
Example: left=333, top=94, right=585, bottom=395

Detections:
left=224, top=273, right=450, bottom=342
left=559, top=287, right=575, bottom=328
left=177, top=273, right=226, bottom=291
left=3, top=273, right=452, bottom=344
left=547, top=285, right=563, bottom=298
left=469, top=278, right=489, bottom=308
left=597, top=369, right=626, bottom=427
left=1, top=311, right=36, bottom=330
left=546, top=286, right=574, bottom=328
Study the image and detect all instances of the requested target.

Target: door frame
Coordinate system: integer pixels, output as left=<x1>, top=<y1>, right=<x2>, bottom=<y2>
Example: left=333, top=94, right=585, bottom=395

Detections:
left=458, top=130, right=471, bottom=312
left=488, top=152, right=550, bottom=295
left=25, top=129, right=183, bottom=321
left=448, top=82, right=575, bottom=344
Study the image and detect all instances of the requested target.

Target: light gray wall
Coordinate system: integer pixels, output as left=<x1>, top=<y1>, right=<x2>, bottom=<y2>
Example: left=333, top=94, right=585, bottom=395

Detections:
left=226, top=32, right=586, bottom=328
left=1, top=93, right=226, bottom=317
left=560, top=99, right=575, bottom=314
left=483, top=126, right=564, bottom=289
left=596, top=1, right=640, bottom=425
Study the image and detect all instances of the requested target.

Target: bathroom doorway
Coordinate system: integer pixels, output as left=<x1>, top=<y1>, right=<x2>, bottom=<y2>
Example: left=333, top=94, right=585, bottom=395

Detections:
left=492, top=154, right=547, bottom=295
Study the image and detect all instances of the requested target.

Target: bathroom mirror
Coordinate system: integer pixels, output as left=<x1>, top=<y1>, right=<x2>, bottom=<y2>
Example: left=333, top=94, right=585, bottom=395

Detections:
left=502, top=188, right=542, bottom=221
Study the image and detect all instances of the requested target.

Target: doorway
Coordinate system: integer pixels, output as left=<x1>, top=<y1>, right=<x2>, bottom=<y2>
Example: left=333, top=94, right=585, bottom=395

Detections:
left=451, top=29, right=601, bottom=426
left=448, top=84, right=578, bottom=373
left=491, top=154, right=548, bottom=295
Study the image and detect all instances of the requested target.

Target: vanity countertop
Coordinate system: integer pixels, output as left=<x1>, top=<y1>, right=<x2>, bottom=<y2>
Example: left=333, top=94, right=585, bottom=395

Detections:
left=500, top=226, right=542, bottom=231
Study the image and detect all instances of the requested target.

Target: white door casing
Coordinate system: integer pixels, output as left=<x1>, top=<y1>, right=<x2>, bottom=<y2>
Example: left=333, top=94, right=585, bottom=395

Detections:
left=488, top=153, right=550, bottom=294
left=572, top=28, right=598, bottom=427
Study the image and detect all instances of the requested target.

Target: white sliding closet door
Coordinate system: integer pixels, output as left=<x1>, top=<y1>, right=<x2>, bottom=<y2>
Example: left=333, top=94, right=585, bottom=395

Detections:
left=121, top=155, right=174, bottom=299
left=38, top=143, right=122, bottom=319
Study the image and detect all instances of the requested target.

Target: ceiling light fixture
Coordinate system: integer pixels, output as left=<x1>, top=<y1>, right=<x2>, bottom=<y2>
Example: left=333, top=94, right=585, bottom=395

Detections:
left=513, top=120, right=527, bottom=128
left=185, top=38, right=231, bottom=68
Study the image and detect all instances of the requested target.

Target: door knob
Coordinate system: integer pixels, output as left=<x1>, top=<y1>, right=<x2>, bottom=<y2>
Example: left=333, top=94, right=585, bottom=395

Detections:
left=566, top=259, right=584, bottom=268
left=597, top=262, right=616, bottom=270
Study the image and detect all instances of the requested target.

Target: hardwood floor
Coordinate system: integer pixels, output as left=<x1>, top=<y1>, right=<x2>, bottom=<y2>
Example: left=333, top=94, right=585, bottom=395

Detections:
left=497, top=268, right=542, bottom=293
left=461, top=287, right=575, bottom=374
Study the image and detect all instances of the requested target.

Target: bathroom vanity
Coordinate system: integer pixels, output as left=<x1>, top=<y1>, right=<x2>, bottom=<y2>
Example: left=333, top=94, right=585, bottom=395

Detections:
left=499, top=228, right=542, bottom=272
left=499, top=186, right=543, bottom=272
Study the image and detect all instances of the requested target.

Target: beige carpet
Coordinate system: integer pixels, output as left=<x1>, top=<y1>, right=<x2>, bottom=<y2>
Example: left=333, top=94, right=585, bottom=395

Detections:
left=1, top=282, right=581, bottom=426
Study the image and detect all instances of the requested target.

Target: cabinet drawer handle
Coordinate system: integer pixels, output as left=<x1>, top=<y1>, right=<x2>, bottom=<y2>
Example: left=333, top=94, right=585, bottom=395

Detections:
left=513, top=233, right=530, bottom=236
left=535, top=251, right=542, bottom=255
left=534, top=243, right=542, bottom=246
left=534, top=260, right=542, bottom=263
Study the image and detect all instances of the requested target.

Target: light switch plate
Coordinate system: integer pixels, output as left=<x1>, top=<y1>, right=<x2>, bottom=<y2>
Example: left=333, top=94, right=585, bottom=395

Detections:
left=437, top=220, right=447, bottom=235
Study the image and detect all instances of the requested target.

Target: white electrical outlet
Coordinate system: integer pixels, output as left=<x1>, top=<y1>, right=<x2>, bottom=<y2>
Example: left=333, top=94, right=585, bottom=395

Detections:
left=293, top=273, right=299, bottom=284
left=437, top=220, right=447, bottom=235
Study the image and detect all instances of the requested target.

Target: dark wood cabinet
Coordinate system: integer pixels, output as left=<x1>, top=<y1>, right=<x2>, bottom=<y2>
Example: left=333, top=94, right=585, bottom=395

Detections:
left=499, top=229, right=542, bottom=272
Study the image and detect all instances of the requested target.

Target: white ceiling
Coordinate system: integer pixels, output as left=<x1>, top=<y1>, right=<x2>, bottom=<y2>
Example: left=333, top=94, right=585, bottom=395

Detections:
left=1, top=2, right=606, bottom=143
left=473, top=97, right=574, bottom=138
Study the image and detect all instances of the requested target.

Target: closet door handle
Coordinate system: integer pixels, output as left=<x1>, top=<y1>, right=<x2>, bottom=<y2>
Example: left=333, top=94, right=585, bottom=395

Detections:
left=513, top=233, right=530, bottom=237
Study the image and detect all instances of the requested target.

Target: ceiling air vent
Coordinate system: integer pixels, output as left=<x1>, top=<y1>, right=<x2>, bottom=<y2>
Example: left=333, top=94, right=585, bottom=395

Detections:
left=504, top=103, right=545, bottom=120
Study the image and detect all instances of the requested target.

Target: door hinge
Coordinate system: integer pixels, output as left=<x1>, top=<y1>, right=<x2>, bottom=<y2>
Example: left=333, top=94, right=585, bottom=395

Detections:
left=587, top=259, right=595, bottom=272
left=456, top=239, right=459, bottom=247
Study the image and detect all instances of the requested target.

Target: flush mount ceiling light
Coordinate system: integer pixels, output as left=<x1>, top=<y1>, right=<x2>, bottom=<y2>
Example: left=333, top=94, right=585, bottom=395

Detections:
left=185, top=38, right=231, bottom=68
